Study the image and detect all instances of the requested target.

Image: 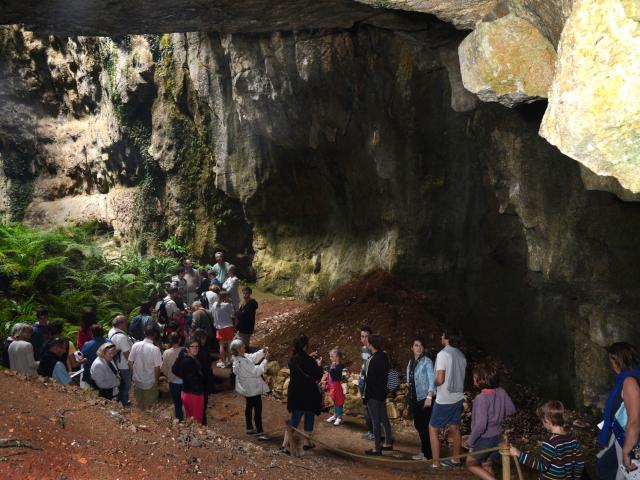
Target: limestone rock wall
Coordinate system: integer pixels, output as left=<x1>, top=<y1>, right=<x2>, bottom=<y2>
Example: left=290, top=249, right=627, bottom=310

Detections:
left=2, top=18, right=640, bottom=407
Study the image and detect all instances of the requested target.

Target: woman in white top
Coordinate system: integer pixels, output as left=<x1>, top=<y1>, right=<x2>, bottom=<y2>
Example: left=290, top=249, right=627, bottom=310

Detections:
left=8, top=323, right=38, bottom=375
left=222, top=265, right=240, bottom=309
left=212, top=291, right=236, bottom=368
left=90, top=343, right=121, bottom=400
left=231, top=338, right=270, bottom=440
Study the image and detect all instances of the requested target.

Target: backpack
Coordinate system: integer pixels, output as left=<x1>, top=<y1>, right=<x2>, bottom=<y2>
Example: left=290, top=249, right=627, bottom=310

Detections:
left=109, top=331, right=135, bottom=365
left=387, top=367, right=401, bottom=394
left=200, top=292, right=209, bottom=310
left=156, top=300, right=169, bottom=325
left=129, top=315, right=145, bottom=341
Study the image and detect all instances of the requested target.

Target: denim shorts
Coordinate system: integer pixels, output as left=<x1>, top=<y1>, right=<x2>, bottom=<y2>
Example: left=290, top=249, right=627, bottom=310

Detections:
left=289, top=410, right=315, bottom=432
left=472, top=434, right=501, bottom=461
left=429, top=400, right=463, bottom=428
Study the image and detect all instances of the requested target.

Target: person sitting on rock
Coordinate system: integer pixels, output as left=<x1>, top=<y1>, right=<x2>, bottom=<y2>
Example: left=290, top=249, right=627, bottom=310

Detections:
left=231, top=338, right=270, bottom=440
left=2, top=323, right=21, bottom=369
left=90, top=343, right=121, bottom=401
left=30, top=308, right=51, bottom=361
left=37, top=337, right=72, bottom=385
left=8, top=323, right=38, bottom=376
left=80, top=324, right=108, bottom=389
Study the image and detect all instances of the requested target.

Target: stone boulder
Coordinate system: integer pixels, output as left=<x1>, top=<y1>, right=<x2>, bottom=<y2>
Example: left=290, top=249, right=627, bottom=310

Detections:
left=540, top=0, right=640, bottom=193
left=459, top=14, right=557, bottom=107
left=356, top=0, right=501, bottom=30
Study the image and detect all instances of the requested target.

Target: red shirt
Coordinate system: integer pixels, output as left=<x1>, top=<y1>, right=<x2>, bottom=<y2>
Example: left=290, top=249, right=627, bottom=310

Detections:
left=77, top=328, right=93, bottom=350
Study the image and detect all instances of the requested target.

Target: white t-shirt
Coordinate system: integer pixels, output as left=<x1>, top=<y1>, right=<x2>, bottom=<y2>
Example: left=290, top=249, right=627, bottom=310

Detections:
left=212, top=302, right=235, bottom=329
left=128, top=339, right=162, bottom=390
left=222, top=276, right=240, bottom=308
left=434, top=345, right=467, bottom=405
left=108, top=327, right=133, bottom=370
left=162, top=296, right=179, bottom=321
left=204, top=291, right=219, bottom=309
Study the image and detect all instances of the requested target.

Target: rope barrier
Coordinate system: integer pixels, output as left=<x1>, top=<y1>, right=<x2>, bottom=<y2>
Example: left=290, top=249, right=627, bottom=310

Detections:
left=288, top=424, right=500, bottom=464
left=253, top=422, right=525, bottom=478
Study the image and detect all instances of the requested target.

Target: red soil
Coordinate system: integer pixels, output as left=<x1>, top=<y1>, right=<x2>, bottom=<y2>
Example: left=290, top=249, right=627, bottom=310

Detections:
left=259, top=270, right=445, bottom=370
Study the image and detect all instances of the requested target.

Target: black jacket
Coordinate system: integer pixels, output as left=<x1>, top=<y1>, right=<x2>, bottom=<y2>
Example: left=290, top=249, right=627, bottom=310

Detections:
left=172, top=351, right=205, bottom=395
left=364, top=350, right=390, bottom=402
left=287, top=352, right=323, bottom=414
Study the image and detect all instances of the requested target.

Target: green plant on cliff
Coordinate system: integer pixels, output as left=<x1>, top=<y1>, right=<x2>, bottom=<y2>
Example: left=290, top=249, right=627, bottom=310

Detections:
left=0, top=223, right=177, bottom=339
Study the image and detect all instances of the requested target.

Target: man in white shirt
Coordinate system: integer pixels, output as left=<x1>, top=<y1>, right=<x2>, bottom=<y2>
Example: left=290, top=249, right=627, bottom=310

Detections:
left=108, top=315, right=134, bottom=406
left=182, top=259, right=200, bottom=305
left=428, top=328, right=467, bottom=468
left=128, top=325, right=162, bottom=409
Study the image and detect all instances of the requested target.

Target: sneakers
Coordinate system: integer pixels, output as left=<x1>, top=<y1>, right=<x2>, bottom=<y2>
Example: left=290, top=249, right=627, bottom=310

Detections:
left=333, top=418, right=343, bottom=426
left=412, top=452, right=426, bottom=461
left=257, top=434, right=269, bottom=441
left=216, top=361, right=226, bottom=368
left=361, top=432, right=374, bottom=440
left=439, top=459, right=463, bottom=467
left=246, top=429, right=256, bottom=435
left=326, top=415, right=337, bottom=423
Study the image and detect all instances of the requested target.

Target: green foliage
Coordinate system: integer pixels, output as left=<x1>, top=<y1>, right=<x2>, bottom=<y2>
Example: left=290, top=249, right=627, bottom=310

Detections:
left=160, top=235, right=187, bottom=258
left=0, top=223, right=178, bottom=339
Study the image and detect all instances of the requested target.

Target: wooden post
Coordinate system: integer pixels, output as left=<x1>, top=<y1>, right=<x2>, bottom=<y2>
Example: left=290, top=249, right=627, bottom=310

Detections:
left=500, top=434, right=511, bottom=480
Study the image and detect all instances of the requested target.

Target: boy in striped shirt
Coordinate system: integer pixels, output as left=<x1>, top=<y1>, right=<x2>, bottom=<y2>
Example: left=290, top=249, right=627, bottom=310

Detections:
left=510, top=400, right=585, bottom=479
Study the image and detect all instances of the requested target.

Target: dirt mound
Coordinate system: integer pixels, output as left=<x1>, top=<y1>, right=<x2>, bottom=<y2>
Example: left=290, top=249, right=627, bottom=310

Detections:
left=262, top=270, right=445, bottom=370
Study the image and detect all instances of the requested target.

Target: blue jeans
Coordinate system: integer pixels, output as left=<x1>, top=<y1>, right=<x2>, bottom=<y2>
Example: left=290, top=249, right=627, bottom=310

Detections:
left=119, top=369, right=132, bottom=406
left=170, top=382, right=184, bottom=421
left=290, top=410, right=315, bottom=433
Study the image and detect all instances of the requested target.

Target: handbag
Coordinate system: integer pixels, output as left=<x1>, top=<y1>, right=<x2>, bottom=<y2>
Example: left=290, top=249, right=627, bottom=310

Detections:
left=387, top=367, right=401, bottom=393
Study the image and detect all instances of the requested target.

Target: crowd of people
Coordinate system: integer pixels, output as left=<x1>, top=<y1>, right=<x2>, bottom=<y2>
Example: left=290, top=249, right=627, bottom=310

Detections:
left=1, top=252, right=639, bottom=479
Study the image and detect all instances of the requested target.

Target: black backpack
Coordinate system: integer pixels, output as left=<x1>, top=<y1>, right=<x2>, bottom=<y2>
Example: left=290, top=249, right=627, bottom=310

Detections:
left=109, top=331, right=135, bottom=365
left=157, top=300, right=169, bottom=325
left=129, top=315, right=145, bottom=341
left=200, top=292, right=210, bottom=310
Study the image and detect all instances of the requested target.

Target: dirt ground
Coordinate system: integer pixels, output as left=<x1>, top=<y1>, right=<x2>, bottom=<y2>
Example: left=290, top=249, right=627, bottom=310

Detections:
left=0, top=371, right=477, bottom=480
left=0, top=281, right=597, bottom=479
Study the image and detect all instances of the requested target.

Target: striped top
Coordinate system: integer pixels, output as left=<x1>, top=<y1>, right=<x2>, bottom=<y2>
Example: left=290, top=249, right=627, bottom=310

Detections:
left=517, top=434, right=585, bottom=480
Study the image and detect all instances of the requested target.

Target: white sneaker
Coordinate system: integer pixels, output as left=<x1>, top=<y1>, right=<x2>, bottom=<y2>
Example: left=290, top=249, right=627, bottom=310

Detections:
left=216, top=361, right=226, bottom=368
left=326, top=415, right=336, bottom=423
left=333, top=418, right=343, bottom=426
left=412, top=452, right=426, bottom=461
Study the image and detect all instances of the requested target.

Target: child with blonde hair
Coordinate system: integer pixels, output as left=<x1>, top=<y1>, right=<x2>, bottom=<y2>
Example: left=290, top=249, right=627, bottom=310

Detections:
left=511, top=400, right=585, bottom=479
left=326, top=348, right=345, bottom=426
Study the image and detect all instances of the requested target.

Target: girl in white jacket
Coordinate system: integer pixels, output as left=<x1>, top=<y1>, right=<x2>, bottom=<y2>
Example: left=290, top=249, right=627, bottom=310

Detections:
left=230, top=339, right=270, bottom=440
